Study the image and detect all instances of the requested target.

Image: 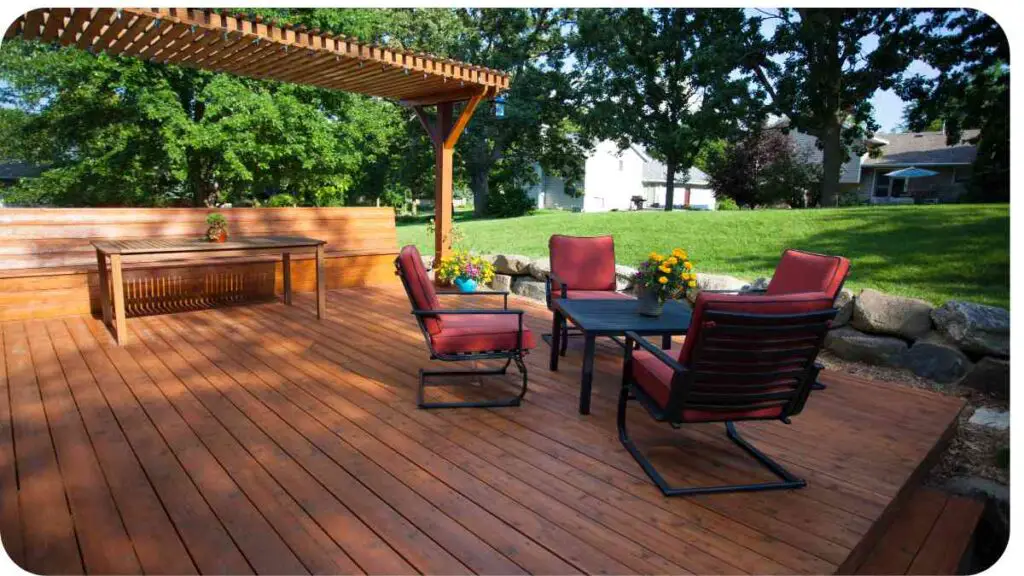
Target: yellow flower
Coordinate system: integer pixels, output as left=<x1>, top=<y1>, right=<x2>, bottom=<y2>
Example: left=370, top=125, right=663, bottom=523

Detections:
left=688, top=280, right=697, bottom=288
left=684, top=261, right=693, bottom=270
left=648, top=251, right=659, bottom=260
left=666, top=256, right=678, bottom=265
left=672, top=248, right=683, bottom=257
left=658, top=276, right=669, bottom=284
left=659, top=265, right=672, bottom=274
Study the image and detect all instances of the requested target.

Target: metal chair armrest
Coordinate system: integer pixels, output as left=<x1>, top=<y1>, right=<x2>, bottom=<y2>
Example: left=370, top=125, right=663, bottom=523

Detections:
left=438, top=290, right=509, bottom=308
left=624, top=331, right=686, bottom=374
left=412, top=308, right=522, bottom=316
left=548, top=272, right=569, bottom=299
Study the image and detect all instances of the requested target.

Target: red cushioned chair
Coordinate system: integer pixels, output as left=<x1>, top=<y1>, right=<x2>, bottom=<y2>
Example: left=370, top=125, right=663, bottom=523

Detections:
left=619, top=291, right=838, bottom=496
left=546, top=234, right=636, bottom=355
left=395, top=245, right=536, bottom=409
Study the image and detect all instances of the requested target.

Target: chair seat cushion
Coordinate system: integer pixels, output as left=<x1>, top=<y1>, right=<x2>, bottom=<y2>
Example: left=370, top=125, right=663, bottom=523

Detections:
left=631, top=350, right=784, bottom=423
left=431, top=314, right=537, bottom=355
left=565, top=290, right=634, bottom=300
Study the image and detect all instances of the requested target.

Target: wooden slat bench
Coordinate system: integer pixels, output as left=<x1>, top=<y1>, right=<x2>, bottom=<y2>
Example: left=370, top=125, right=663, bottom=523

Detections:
left=0, top=207, right=399, bottom=322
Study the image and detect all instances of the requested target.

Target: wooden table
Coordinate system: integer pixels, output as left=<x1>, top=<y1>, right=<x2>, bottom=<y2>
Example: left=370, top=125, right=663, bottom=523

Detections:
left=93, top=236, right=326, bottom=345
left=549, top=298, right=692, bottom=415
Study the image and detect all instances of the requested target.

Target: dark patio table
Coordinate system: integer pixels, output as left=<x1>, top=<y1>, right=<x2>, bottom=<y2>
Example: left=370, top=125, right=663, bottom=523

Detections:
left=549, top=298, right=692, bottom=415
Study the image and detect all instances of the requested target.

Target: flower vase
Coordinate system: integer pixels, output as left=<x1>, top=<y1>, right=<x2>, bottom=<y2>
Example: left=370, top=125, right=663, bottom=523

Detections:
left=636, top=286, right=664, bottom=317
left=454, top=276, right=478, bottom=293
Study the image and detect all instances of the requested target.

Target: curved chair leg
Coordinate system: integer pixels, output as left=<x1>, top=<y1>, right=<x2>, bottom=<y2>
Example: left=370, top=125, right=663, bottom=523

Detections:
left=418, top=356, right=528, bottom=409
left=560, top=318, right=569, bottom=356
left=617, top=385, right=806, bottom=496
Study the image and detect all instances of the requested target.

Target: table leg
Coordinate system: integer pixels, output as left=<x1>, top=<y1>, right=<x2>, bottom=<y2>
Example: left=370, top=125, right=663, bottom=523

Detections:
left=662, top=334, right=672, bottom=349
left=110, top=253, right=127, bottom=345
left=579, top=333, right=597, bottom=415
left=549, top=308, right=562, bottom=371
left=315, top=244, right=326, bottom=319
left=95, top=250, right=112, bottom=327
left=282, top=252, right=292, bottom=305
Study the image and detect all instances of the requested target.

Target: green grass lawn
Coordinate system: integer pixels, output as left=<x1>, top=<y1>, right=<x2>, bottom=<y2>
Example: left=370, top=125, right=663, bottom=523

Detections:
left=397, top=204, right=1010, bottom=308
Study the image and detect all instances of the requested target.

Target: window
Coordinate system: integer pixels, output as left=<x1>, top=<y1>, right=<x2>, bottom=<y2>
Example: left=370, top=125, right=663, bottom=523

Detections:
left=874, top=173, right=907, bottom=197
left=874, top=175, right=890, bottom=197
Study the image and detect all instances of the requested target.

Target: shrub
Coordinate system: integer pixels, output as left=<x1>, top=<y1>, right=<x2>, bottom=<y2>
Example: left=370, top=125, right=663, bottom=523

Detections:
left=716, top=196, right=739, bottom=211
left=266, top=193, right=298, bottom=207
left=486, top=184, right=535, bottom=218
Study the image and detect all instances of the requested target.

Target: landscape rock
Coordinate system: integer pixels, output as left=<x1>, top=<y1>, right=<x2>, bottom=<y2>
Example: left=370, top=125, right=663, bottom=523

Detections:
left=493, top=254, right=533, bottom=275
left=744, top=277, right=770, bottom=292
left=903, top=332, right=974, bottom=384
left=968, top=407, right=1009, bottom=431
left=832, top=289, right=855, bottom=327
left=943, top=476, right=1009, bottom=507
left=490, top=273, right=512, bottom=292
left=851, top=288, right=933, bottom=340
left=420, top=254, right=434, bottom=271
left=615, top=265, right=638, bottom=292
left=526, top=259, right=551, bottom=282
left=824, top=326, right=908, bottom=368
left=958, top=357, right=1010, bottom=399
left=932, top=301, right=1010, bottom=358
left=510, top=277, right=546, bottom=301
left=696, top=273, right=750, bottom=293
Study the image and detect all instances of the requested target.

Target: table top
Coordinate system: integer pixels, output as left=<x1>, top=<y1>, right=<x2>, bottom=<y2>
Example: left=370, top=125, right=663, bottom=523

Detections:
left=92, top=235, right=325, bottom=255
left=553, top=297, right=692, bottom=335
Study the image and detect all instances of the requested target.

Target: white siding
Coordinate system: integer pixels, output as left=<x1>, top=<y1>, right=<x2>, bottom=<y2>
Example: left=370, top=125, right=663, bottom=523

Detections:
left=582, top=141, right=645, bottom=212
left=526, top=166, right=583, bottom=211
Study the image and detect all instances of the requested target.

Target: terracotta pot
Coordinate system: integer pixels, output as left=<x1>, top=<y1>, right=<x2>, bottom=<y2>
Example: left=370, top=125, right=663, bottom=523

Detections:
left=208, top=228, right=228, bottom=243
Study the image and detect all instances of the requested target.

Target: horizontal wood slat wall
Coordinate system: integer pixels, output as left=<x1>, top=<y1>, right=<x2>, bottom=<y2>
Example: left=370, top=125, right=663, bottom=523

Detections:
left=0, top=208, right=398, bottom=321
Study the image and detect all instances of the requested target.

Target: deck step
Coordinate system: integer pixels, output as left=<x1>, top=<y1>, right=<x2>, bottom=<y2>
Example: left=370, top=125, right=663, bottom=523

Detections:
left=855, top=486, right=985, bottom=575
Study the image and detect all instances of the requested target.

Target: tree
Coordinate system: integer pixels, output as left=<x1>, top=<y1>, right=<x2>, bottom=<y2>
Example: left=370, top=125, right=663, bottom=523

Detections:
left=899, top=9, right=1009, bottom=201
left=573, top=8, right=769, bottom=211
left=746, top=9, right=925, bottom=206
left=706, top=128, right=821, bottom=208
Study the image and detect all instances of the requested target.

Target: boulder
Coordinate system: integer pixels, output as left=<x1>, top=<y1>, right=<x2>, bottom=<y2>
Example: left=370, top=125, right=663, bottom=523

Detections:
left=944, top=476, right=1009, bottom=507
left=824, top=326, right=908, bottom=368
left=744, top=277, right=770, bottom=292
left=958, top=357, right=1010, bottom=399
left=696, top=273, right=750, bottom=293
left=490, top=273, right=512, bottom=292
left=510, top=277, right=546, bottom=301
left=832, top=289, right=855, bottom=327
left=932, top=301, right=1010, bottom=357
left=526, top=259, right=551, bottom=282
left=968, top=407, right=1009, bottom=431
left=851, top=289, right=933, bottom=340
left=903, top=332, right=974, bottom=384
left=420, top=253, right=434, bottom=271
left=615, top=265, right=638, bottom=292
left=493, top=254, right=533, bottom=275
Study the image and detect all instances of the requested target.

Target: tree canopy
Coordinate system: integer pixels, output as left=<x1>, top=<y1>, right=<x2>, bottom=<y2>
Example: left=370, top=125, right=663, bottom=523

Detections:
left=899, top=9, right=1009, bottom=201
left=746, top=8, right=925, bottom=206
left=572, top=8, right=769, bottom=211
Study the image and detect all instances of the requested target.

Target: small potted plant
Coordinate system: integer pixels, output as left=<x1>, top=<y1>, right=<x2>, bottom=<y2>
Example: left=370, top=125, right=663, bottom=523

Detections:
left=634, top=248, right=697, bottom=316
left=205, top=213, right=228, bottom=243
left=435, top=251, right=495, bottom=293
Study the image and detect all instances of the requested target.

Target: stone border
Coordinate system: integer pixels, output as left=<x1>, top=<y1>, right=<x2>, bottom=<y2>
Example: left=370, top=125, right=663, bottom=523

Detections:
left=425, top=252, right=1009, bottom=397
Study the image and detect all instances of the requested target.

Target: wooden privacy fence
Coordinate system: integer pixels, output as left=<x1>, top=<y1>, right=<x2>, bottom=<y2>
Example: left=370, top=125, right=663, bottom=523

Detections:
left=0, top=207, right=399, bottom=321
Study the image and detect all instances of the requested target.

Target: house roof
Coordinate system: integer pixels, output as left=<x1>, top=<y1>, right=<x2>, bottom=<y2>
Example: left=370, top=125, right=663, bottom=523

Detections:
left=0, top=162, right=44, bottom=181
left=863, top=131, right=980, bottom=166
left=641, top=160, right=710, bottom=186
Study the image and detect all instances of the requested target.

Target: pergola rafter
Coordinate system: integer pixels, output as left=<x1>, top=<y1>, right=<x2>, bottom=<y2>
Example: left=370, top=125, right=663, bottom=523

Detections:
left=4, top=7, right=510, bottom=257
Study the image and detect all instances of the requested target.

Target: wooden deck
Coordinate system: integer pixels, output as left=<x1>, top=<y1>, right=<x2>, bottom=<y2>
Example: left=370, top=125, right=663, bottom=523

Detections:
left=0, top=286, right=966, bottom=575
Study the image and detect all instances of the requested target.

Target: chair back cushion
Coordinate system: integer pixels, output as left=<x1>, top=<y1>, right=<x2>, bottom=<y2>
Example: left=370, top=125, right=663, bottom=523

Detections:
left=549, top=235, right=617, bottom=291
left=397, top=245, right=443, bottom=335
left=765, top=249, right=850, bottom=298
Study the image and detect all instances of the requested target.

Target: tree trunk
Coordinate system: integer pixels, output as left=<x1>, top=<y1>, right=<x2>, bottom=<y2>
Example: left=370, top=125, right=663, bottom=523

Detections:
left=819, top=118, right=843, bottom=207
left=470, top=166, right=489, bottom=217
left=663, top=159, right=676, bottom=212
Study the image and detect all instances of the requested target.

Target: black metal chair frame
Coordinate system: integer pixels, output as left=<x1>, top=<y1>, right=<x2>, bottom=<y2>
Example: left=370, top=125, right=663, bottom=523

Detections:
left=619, top=307, right=837, bottom=496
left=395, top=257, right=529, bottom=410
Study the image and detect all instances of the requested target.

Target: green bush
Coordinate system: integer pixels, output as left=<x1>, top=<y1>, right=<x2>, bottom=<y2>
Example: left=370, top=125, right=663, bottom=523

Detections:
left=716, top=196, right=739, bottom=211
left=266, top=193, right=298, bottom=207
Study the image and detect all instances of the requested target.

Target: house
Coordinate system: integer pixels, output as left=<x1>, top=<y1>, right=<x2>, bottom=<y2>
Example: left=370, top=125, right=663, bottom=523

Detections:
left=855, top=130, right=979, bottom=204
left=527, top=140, right=717, bottom=212
left=774, top=119, right=980, bottom=204
left=0, top=161, right=43, bottom=188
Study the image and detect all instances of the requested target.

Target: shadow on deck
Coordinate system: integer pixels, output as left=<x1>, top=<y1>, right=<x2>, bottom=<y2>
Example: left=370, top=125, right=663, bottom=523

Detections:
left=0, top=286, right=966, bottom=574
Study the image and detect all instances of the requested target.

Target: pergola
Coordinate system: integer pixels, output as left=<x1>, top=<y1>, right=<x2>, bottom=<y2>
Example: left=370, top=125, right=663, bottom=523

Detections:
left=4, top=7, right=510, bottom=257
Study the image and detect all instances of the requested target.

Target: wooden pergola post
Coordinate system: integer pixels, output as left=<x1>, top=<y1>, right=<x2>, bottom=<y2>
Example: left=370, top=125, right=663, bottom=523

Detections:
left=412, top=90, right=487, bottom=259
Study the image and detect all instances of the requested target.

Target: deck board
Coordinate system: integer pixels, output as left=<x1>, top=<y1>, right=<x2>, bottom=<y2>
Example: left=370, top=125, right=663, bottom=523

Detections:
left=1, top=286, right=966, bottom=574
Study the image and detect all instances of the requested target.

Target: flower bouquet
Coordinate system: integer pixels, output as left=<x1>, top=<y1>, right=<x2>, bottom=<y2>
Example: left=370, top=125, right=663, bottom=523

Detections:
left=634, top=248, right=697, bottom=316
left=435, top=251, right=495, bottom=292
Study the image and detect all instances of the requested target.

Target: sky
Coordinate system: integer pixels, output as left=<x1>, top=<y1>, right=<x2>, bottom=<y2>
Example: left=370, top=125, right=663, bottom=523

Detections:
left=750, top=9, right=940, bottom=133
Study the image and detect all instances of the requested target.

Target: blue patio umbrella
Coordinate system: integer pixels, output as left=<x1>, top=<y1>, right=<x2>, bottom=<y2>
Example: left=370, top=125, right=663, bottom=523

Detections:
left=884, top=166, right=940, bottom=179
